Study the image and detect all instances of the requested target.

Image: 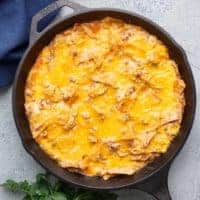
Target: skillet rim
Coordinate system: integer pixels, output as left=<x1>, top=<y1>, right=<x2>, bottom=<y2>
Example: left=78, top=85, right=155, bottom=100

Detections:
left=12, top=8, right=196, bottom=190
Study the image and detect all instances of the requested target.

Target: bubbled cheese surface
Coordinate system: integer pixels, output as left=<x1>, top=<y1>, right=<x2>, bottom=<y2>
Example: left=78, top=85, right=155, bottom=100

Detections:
left=25, top=17, right=185, bottom=180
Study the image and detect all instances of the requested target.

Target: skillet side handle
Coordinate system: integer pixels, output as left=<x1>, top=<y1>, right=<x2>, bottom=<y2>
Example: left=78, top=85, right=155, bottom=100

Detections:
left=30, top=0, right=87, bottom=44
left=151, top=173, right=172, bottom=200
left=136, top=165, right=172, bottom=200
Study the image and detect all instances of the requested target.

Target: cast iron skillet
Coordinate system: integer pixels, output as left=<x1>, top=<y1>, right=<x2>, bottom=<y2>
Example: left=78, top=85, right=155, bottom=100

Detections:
left=12, top=0, right=196, bottom=199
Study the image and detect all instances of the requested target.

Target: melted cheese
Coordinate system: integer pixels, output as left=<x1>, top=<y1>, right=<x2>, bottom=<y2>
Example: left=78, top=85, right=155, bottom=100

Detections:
left=25, top=17, right=185, bottom=180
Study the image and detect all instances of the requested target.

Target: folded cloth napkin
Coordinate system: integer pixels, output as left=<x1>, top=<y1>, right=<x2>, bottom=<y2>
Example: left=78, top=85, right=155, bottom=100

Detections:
left=0, top=0, right=57, bottom=87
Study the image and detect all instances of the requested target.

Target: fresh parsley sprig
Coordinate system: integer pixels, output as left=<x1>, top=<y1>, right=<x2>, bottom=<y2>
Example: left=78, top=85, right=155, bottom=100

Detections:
left=1, top=173, right=118, bottom=200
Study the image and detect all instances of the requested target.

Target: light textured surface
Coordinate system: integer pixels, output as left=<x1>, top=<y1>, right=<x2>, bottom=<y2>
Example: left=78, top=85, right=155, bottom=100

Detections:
left=0, top=0, right=200, bottom=199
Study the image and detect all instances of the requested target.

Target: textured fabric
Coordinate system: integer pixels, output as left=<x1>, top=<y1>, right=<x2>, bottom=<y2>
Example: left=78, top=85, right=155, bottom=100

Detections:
left=0, top=0, right=57, bottom=87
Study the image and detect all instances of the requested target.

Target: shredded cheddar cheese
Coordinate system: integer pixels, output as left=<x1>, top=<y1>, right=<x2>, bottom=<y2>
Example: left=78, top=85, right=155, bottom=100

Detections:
left=25, top=17, right=185, bottom=180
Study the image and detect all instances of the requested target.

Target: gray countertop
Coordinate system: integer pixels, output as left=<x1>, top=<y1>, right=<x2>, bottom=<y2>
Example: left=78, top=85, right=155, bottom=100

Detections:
left=0, top=0, right=200, bottom=199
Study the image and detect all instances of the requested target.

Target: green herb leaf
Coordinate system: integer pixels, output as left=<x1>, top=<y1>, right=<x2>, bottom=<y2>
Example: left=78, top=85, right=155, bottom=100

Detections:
left=53, top=182, right=62, bottom=192
left=1, top=173, right=118, bottom=200
left=2, top=180, right=31, bottom=193
left=52, top=192, right=67, bottom=200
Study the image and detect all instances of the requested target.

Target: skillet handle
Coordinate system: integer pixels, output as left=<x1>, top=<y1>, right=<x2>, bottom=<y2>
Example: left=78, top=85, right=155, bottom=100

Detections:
left=136, top=165, right=172, bottom=200
left=151, top=175, right=172, bottom=200
left=30, top=0, right=87, bottom=44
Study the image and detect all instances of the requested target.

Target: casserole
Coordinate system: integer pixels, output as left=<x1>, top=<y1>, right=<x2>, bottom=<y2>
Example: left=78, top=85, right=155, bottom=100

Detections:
left=25, top=16, right=185, bottom=181
left=12, top=0, right=196, bottom=199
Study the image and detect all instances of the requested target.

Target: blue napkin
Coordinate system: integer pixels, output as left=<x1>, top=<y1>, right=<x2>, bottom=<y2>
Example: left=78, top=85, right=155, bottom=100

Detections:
left=0, top=0, right=57, bottom=87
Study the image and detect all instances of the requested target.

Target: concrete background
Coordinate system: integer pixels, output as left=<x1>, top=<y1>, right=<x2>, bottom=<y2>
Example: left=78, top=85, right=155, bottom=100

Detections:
left=0, top=0, right=200, bottom=199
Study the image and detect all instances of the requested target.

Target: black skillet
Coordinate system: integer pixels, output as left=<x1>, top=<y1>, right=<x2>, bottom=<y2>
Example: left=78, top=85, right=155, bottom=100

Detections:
left=12, top=0, right=196, bottom=199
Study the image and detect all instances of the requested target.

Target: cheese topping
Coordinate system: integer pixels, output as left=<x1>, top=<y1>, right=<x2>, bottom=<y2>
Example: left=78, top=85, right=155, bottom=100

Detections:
left=25, top=17, right=185, bottom=180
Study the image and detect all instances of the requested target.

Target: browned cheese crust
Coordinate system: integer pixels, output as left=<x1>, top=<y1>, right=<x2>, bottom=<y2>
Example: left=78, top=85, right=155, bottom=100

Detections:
left=25, top=17, right=185, bottom=180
